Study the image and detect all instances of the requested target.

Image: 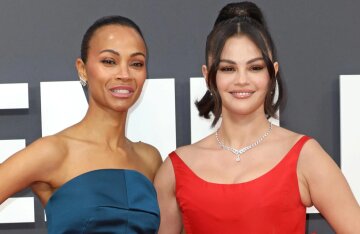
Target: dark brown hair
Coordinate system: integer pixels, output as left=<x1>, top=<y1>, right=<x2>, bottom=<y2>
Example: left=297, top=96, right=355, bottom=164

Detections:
left=80, top=15, right=146, bottom=63
left=196, top=2, right=283, bottom=127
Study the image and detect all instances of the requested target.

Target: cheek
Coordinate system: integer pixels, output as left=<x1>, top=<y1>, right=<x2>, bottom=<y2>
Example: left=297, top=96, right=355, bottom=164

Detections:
left=253, top=73, right=270, bottom=90
left=216, top=75, right=231, bottom=90
left=134, top=70, right=147, bottom=87
left=86, top=63, right=105, bottom=81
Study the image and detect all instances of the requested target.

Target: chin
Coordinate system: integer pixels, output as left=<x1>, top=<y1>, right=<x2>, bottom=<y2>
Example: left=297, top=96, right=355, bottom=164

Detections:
left=113, top=103, right=133, bottom=112
left=224, top=106, right=264, bottom=117
left=107, top=97, right=138, bottom=111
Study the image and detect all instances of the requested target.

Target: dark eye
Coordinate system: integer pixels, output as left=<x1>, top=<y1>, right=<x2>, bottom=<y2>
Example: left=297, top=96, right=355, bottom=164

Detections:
left=101, top=59, right=116, bottom=65
left=131, top=62, right=144, bottom=68
left=219, top=66, right=235, bottom=72
left=250, top=65, right=265, bottom=71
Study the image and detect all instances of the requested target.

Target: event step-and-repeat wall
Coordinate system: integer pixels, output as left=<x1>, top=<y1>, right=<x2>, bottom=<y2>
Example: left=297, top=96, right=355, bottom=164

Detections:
left=0, top=1, right=359, bottom=233
left=0, top=76, right=359, bottom=223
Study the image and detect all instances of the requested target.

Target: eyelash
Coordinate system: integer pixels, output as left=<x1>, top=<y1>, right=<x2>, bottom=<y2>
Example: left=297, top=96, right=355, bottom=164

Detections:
left=131, top=62, right=144, bottom=68
left=219, top=65, right=265, bottom=72
left=250, top=65, right=264, bottom=71
left=100, top=58, right=144, bottom=69
left=101, top=59, right=116, bottom=65
left=219, top=66, right=235, bottom=72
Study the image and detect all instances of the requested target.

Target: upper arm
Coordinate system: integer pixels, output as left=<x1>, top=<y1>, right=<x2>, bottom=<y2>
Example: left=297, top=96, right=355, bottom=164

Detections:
left=154, top=157, right=183, bottom=234
left=299, top=139, right=360, bottom=233
left=0, top=136, right=63, bottom=204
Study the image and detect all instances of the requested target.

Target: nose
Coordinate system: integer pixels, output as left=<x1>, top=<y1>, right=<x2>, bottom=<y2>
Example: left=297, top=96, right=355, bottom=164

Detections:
left=116, top=63, right=131, bottom=80
left=235, top=69, right=248, bottom=85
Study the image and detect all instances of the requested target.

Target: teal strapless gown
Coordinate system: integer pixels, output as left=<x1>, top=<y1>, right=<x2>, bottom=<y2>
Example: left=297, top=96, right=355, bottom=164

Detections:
left=45, top=169, right=160, bottom=234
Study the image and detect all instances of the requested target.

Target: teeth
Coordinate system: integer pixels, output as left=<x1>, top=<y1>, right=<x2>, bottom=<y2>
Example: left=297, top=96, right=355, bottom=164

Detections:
left=232, top=92, right=251, bottom=95
left=112, top=89, right=130, bottom=94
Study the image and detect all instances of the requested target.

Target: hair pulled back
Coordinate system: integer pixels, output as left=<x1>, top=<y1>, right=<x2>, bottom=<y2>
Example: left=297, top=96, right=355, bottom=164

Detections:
left=80, top=15, right=146, bottom=63
left=214, top=1, right=266, bottom=27
left=196, top=1, right=283, bottom=127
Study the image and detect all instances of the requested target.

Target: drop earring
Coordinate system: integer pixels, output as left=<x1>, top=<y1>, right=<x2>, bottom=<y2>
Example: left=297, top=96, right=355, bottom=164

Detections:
left=79, top=76, right=87, bottom=87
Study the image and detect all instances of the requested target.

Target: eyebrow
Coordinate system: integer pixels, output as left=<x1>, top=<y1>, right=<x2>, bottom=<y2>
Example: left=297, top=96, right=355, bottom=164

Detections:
left=99, top=49, right=146, bottom=58
left=219, top=57, right=264, bottom=65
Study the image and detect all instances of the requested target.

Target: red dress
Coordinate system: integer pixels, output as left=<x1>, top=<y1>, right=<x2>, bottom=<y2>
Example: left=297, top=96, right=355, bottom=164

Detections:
left=170, top=136, right=310, bottom=234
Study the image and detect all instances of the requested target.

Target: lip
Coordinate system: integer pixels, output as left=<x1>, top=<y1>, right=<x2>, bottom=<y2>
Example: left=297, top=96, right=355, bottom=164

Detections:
left=229, top=90, right=255, bottom=99
left=109, top=85, right=134, bottom=98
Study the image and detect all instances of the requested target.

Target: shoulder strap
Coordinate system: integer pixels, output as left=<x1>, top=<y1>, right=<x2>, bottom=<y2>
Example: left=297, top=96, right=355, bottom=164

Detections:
left=291, top=136, right=311, bottom=158
left=169, top=151, right=185, bottom=179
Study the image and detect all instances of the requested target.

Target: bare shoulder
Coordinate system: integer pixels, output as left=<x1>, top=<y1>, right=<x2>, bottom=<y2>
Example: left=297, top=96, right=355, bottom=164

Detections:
left=289, top=132, right=340, bottom=185
left=133, top=141, right=163, bottom=172
left=4, top=134, right=66, bottom=168
left=22, top=134, right=68, bottom=174
left=0, top=134, right=67, bottom=176
left=154, top=154, right=176, bottom=191
left=297, top=137, right=334, bottom=171
left=175, top=133, right=214, bottom=160
left=155, top=133, right=215, bottom=191
left=299, top=137, right=325, bottom=154
left=155, top=155, right=174, bottom=177
left=174, top=144, right=193, bottom=159
left=154, top=139, right=206, bottom=187
left=293, top=136, right=360, bottom=232
left=0, top=134, right=68, bottom=203
left=271, top=126, right=303, bottom=143
left=267, top=126, right=307, bottom=150
left=29, top=134, right=67, bottom=157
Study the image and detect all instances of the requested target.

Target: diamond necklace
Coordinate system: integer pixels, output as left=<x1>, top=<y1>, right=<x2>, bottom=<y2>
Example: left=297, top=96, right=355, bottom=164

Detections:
left=215, top=122, right=272, bottom=162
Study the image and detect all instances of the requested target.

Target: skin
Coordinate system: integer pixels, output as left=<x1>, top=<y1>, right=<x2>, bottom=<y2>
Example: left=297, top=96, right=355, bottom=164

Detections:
left=155, top=35, right=360, bottom=233
left=0, top=24, right=162, bottom=207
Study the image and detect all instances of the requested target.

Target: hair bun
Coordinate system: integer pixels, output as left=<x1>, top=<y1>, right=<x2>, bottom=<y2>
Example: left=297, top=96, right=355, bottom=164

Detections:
left=214, top=1, right=266, bottom=27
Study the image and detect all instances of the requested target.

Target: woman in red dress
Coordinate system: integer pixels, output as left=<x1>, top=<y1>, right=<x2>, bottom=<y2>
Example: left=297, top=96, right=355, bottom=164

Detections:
left=155, top=2, right=360, bottom=233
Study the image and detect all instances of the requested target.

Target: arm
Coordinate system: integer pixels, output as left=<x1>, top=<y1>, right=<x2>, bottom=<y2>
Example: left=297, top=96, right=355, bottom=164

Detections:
left=299, top=139, right=360, bottom=233
left=154, top=157, right=183, bottom=234
left=0, top=136, right=63, bottom=204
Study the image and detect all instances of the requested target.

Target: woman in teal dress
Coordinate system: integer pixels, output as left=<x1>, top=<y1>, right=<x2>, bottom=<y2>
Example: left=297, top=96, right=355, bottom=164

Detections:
left=0, top=15, right=162, bottom=233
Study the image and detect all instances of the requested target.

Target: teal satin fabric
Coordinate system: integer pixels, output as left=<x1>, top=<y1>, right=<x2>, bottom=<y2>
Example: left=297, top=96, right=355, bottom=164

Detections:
left=45, top=169, right=160, bottom=234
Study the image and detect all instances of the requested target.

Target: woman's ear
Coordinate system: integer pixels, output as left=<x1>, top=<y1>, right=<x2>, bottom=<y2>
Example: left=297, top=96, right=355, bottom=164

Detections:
left=273, top=62, right=279, bottom=77
left=202, top=65, right=209, bottom=82
left=76, top=58, right=87, bottom=81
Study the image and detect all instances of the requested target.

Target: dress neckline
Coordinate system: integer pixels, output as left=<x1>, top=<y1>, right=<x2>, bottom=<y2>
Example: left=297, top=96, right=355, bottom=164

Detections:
left=44, top=168, right=152, bottom=210
left=172, top=135, right=309, bottom=186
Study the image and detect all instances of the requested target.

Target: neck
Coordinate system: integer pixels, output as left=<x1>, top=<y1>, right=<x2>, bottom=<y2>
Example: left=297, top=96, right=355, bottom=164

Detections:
left=79, top=103, right=129, bottom=149
left=217, top=110, right=271, bottom=149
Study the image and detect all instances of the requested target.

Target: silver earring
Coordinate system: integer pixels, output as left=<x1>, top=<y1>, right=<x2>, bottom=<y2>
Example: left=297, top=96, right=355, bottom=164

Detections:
left=79, top=77, right=87, bottom=87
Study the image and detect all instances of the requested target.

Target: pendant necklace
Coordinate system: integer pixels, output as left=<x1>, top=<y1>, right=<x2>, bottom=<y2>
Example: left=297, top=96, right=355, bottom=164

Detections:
left=215, top=122, right=272, bottom=162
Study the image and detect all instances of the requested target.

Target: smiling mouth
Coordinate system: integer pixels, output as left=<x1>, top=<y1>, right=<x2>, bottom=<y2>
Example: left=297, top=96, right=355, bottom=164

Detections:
left=230, top=91, right=254, bottom=98
left=109, top=87, right=134, bottom=98
left=111, top=89, right=131, bottom=94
